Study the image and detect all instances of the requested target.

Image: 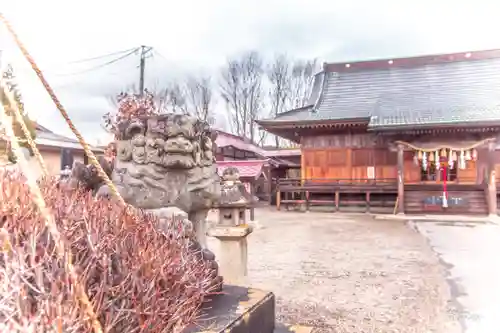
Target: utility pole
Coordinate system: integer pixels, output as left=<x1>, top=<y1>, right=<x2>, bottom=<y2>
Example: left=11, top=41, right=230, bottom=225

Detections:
left=139, top=45, right=152, bottom=96
left=139, top=46, right=146, bottom=96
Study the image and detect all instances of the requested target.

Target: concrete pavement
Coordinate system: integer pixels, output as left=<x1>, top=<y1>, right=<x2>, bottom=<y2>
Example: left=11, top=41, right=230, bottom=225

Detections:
left=410, top=220, right=500, bottom=333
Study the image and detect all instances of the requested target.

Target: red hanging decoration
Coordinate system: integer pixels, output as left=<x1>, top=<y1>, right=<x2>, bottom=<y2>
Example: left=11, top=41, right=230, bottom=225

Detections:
left=440, top=156, right=448, bottom=208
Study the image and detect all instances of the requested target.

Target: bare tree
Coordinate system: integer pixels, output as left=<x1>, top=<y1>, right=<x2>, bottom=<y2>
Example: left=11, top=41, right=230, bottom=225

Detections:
left=219, top=51, right=266, bottom=145
left=220, top=59, right=243, bottom=136
left=288, top=59, right=318, bottom=109
left=265, top=56, right=318, bottom=148
left=267, top=54, right=290, bottom=148
left=162, top=83, right=188, bottom=114
left=184, top=75, right=214, bottom=123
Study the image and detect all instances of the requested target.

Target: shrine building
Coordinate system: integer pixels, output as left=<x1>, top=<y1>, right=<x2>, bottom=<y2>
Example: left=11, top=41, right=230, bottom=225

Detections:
left=257, top=49, right=500, bottom=216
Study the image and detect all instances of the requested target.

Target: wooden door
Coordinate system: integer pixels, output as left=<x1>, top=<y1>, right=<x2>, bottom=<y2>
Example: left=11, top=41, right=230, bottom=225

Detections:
left=302, top=148, right=350, bottom=181
left=351, top=148, right=373, bottom=183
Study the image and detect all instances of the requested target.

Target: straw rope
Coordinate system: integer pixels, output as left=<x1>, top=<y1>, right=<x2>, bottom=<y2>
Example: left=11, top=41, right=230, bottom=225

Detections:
left=0, top=13, right=126, bottom=208
left=0, top=80, right=49, bottom=176
left=393, top=197, right=398, bottom=215
left=0, top=96, right=103, bottom=333
left=395, top=138, right=495, bottom=152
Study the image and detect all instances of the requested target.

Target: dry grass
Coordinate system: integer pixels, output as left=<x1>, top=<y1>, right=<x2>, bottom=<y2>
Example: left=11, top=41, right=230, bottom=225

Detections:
left=0, top=171, right=216, bottom=332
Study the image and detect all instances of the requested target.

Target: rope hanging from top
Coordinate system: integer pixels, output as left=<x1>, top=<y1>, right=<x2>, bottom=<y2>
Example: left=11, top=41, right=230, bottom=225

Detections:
left=395, top=138, right=495, bottom=152
left=0, top=80, right=48, bottom=176
left=0, top=13, right=127, bottom=208
left=0, top=95, right=103, bottom=333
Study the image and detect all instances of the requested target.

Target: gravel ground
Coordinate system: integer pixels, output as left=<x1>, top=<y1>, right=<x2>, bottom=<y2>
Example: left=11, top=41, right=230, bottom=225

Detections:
left=207, top=208, right=460, bottom=333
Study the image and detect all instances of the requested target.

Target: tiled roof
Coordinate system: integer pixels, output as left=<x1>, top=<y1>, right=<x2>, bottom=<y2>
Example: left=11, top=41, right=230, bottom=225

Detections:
left=35, top=125, right=103, bottom=152
left=267, top=105, right=315, bottom=121
left=215, top=131, right=267, bottom=156
left=34, top=123, right=53, bottom=133
left=216, top=160, right=267, bottom=179
left=259, top=71, right=324, bottom=122
left=262, top=149, right=301, bottom=157
left=263, top=49, right=500, bottom=128
left=368, top=57, right=500, bottom=127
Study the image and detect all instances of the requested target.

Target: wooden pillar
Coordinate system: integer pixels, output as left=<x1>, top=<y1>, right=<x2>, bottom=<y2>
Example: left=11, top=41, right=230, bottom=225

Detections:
left=276, top=186, right=281, bottom=210
left=266, top=166, right=272, bottom=205
left=397, top=144, right=405, bottom=214
left=300, top=137, right=305, bottom=184
left=487, top=141, right=497, bottom=216
left=250, top=182, right=255, bottom=221
left=305, top=191, right=310, bottom=212
left=334, top=191, right=340, bottom=212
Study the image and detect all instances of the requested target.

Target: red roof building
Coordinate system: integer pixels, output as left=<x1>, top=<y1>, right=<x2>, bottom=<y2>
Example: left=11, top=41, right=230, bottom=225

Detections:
left=216, top=160, right=268, bottom=180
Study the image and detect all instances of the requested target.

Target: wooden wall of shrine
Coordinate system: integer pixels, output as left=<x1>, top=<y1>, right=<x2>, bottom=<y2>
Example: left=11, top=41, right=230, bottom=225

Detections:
left=300, top=133, right=485, bottom=184
left=301, top=134, right=398, bottom=181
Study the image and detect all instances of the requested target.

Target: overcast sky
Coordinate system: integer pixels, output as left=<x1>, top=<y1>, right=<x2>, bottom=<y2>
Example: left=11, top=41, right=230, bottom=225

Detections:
left=2, top=0, right=500, bottom=144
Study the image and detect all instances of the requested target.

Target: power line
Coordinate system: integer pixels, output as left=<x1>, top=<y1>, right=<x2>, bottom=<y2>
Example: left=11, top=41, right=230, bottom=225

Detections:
left=151, top=48, right=169, bottom=62
left=53, top=48, right=140, bottom=77
left=66, top=47, right=139, bottom=64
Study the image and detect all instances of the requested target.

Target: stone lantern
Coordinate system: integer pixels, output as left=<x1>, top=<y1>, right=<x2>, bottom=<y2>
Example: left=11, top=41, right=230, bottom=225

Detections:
left=208, top=166, right=254, bottom=285
left=217, top=167, right=251, bottom=226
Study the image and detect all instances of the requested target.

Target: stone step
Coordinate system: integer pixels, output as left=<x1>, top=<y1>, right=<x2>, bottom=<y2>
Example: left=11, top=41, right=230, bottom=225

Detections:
left=183, top=285, right=275, bottom=333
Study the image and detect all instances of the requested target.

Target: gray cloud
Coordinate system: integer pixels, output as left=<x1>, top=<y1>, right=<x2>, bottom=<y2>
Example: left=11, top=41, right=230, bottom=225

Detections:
left=4, top=0, right=500, bottom=142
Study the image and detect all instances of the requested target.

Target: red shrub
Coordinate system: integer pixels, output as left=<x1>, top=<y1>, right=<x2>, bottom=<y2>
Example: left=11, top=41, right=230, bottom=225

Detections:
left=0, top=170, right=215, bottom=332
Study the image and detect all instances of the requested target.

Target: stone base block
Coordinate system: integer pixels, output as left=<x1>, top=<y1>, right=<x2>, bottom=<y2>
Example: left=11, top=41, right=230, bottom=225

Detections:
left=208, top=225, right=253, bottom=285
left=208, top=225, right=253, bottom=238
left=183, top=285, right=275, bottom=333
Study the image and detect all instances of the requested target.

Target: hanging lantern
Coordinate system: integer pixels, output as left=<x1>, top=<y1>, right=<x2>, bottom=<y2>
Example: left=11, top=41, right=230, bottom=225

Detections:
left=429, top=151, right=434, bottom=162
left=471, top=149, right=478, bottom=161
left=448, top=149, right=454, bottom=169
left=459, top=150, right=466, bottom=170
left=465, top=150, right=471, bottom=161
left=413, top=153, right=419, bottom=166
left=440, top=149, right=447, bottom=157
left=434, top=151, right=439, bottom=167
left=418, top=150, right=423, bottom=160
left=422, top=152, right=427, bottom=171
left=452, top=151, right=457, bottom=161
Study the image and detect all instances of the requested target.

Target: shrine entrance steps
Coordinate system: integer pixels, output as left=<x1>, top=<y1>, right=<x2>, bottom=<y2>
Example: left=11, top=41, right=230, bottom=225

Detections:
left=404, top=184, right=488, bottom=215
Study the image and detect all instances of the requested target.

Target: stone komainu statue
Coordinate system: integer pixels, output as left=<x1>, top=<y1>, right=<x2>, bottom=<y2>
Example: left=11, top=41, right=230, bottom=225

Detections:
left=70, top=114, right=221, bottom=250
left=112, top=114, right=221, bottom=248
left=68, top=114, right=223, bottom=290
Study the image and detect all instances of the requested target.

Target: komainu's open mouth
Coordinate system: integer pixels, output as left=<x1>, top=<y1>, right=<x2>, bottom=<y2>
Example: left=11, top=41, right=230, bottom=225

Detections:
left=162, top=153, right=196, bottom=169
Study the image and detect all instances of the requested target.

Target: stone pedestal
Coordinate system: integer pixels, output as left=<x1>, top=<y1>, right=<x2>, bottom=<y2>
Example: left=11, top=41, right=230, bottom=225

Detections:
left=181, top=284, right=311, bottom=333
left=208, top=225, right=253, bottom=285
left=182, top=285, right=275, bottom=333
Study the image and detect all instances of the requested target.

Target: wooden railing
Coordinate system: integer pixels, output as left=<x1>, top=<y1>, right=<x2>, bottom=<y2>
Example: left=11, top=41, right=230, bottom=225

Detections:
left=277, top=177, right=397, bottom=188
left=274, top=176, right=488, bottom=213
left=275, top=177, right=398, bottom=212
